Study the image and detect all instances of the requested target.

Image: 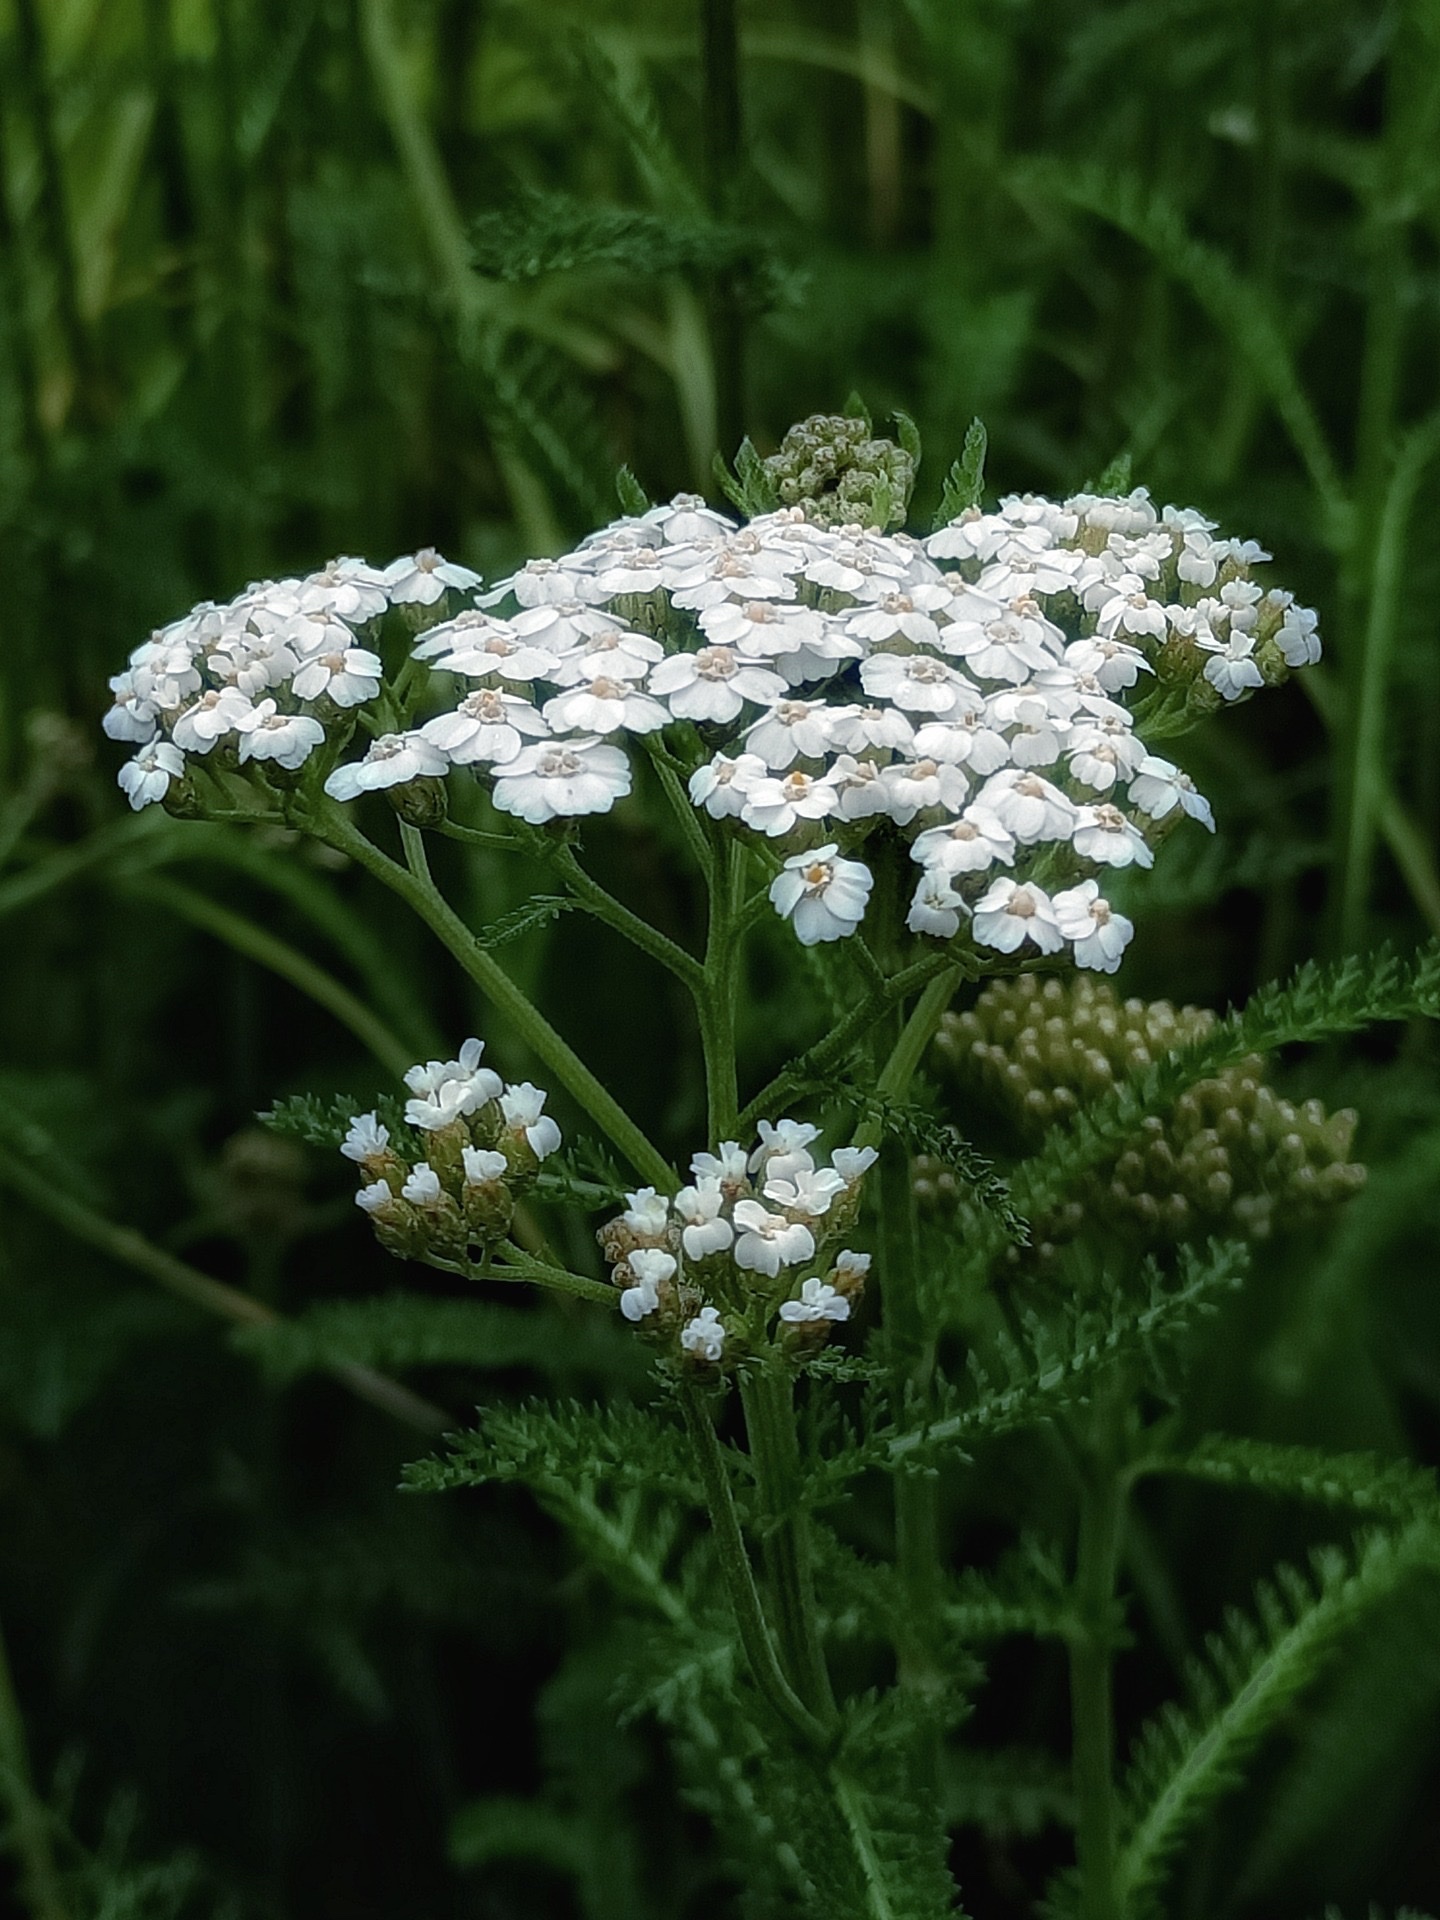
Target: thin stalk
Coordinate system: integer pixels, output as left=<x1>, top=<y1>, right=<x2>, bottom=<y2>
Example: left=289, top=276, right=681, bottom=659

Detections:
left=551, top=844, right=706, bottom=993
left=0, top=1144, right=450, bottom=1436
left=12, top=0, right=95, bottom=413
left=1069, top=1401, right=1127, bottom=1920
left=699, top=0, right=744, bottom=455
left=700, top=839, right=745, bottom=1141
left=739, top=1365, right=837, bottom=1720
left=877, top=962, right=965, bottom=1098
left=488, top=1243, right=623, bottom=1309
left=0, top=74, right=46, bottom=470
left=1303, top=665, right=1440, bottom=936
left=311, top=803, right=676, bottom=1189
left=1338, top=412, right=1440, bottom=946
left=676, top=1382, right=832, bottom=1752
left=737, top=952, right=952, bottom=1131
left=645, top=741, right=716, bottom=884
left=829, top=1768, right=901, bottom=1920
left=875, top=1024, right=947, bottom=1799
left=0, top=1606, right=69, bottom=1920
left=123, top=875, right=415, bottom=1080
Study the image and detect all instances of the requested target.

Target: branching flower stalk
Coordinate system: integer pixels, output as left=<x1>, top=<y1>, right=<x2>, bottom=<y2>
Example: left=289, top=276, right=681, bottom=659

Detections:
left=97, top=412, right=1357, bottom=1918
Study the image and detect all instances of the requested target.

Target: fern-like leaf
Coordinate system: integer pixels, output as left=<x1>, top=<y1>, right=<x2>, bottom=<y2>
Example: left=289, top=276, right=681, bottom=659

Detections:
left=475, top=892, right=575, bottom=950
left=945, top=1747, right=1075, bottom=1837
left=813, top=1243, right=1247, bottom=1498
left=1142, top=1435, right=1440, bottom=1526
left=932, top=417, right=988, bottom=526
left=233, top=1293, right=641, bottom=1386
left=953, top=943, right=1440, bottom=1290
left=1113, top=1521, right=1440, bottom=1919
left=615, top=464, right=652, bottom=516
left=259, top=1088, right=418, bottom=1152
left=405, top=1396, right=702, bottom=1509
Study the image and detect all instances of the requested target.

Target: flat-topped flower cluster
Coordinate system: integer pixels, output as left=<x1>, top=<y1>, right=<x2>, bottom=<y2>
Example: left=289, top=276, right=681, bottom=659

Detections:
left=597, top=1120, right=875, bottom=1367
left=339, top=1037, right=561, bottom=1262
left=104, top=479, right=1320, bottom=972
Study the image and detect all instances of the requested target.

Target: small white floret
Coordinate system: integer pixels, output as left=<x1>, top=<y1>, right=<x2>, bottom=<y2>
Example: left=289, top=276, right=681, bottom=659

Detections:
left=402, top=1164, right=443, bottom=1205
left=500, top=1082, right=562, bottom=1159
left=341, top=1114, right=390, bottom=1163
left=680, top=1306, right=727, bottom=1362
left=971, top=878, right=1065, bottom=956
left=768, top=845, right=873, bottom=946
left=778, top=1279, right=851, bottom=1325
left=1052, top=880, right=1134, bottom=974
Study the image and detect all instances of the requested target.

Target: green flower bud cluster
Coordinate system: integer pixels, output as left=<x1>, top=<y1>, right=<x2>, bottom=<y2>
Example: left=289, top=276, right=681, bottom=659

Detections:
left=761, top=413, right=916, bottom=531
left=924, top=974, right=1364, bottom=1249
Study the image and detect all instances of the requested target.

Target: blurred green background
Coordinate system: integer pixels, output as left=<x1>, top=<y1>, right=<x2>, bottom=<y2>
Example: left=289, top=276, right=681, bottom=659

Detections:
left=1, top=1, right=1438, bottom=1915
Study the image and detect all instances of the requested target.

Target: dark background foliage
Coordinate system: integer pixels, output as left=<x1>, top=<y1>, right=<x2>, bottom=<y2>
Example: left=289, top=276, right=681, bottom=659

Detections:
left=0, top=0, right=1438, bottom=1914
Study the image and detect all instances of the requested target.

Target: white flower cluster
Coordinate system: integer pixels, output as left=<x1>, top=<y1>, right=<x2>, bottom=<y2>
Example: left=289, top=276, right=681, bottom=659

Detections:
left=103, top=550, right=479, bottom=809
left=598, top=1119, right=876, bottom=1367
left=107, top=479, right=1319, bottom=972
left=339, top=1036, right=560, bottom=1259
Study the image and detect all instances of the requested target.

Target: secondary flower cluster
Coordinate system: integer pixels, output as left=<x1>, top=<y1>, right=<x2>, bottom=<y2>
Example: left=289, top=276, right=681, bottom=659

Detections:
left=597, top=1121, right=876, bottom=1368
left=339, top=1038, right=561, bottom=1263
left=925, top=975, right=1364, bottom=1251
left=105, top=442, right=1320, bottom=974
left=103, top=549, right=477, bottom=808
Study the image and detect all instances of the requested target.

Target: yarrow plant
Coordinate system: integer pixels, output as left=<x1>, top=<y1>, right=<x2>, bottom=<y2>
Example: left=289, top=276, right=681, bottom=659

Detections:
left=105, top=415, right=1317, bottom=984
left=102, top=413, right=1440, bottom=1920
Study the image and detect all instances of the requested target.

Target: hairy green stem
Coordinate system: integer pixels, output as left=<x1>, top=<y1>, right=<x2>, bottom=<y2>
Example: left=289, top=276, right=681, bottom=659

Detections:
left=487, top=1243, right=622, bottom=1308
left=551, top=843, right=705, bottom=993
left=700, top=839, right=746, bottom=1141
left=677, top=1383, right=832, bottom=1752
left=0, top=1605, right=69, bottom=1920
left=645, top=741, right=716, bottom=885
left=0, top=1144, right=450, bottom=1435
left=737, top=952, right=953, bottom=1131
left=309, top=803, right=675, bottom=1189
left=829, top=1767, right=901, bottom=1920
left=699, top=0, right=744, bottom=455
left=739, top=1365, right=837, bottom=1721
left=874, top=1022, right=947, bottom=1799
left=1070, top=1400, right=1127, bottom=1920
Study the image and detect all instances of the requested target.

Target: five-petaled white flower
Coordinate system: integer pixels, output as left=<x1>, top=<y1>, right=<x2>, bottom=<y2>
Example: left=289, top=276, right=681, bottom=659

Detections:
left=341, top=1114, right=390, bottom=1164
left=779, top=1278, right=851, bottom=1325
left=732, top=1200, right=815, bottom=1277
left=674, top=1181, right=734, bottom=1258
left=769, top=845, right=873, bottom=946
left=680, top=1306, right=727, bottom=1361
left=325, top=731, right=448, bottom=800
left=1052, top=880, right=1134, bottom=973
left=500, top=1083, right=562, bottom=1159
left=491, top=738, right=632, bottom=823
left=971, top=878, right=1066, bottom=956
left=620, top=1248, right=674, bottom=1322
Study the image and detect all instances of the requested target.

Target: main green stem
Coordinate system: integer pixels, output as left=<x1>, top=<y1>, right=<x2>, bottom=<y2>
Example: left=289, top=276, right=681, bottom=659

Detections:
left=740, top=1365, right=837, bottom=1721
left=700, top=839, right=745, bottom=1141
left=677, top=1383, right=831, bottom=1751
left=1070, top=1398, right=1127, bottom=1920
left=310, top=803, right=675, bottom=1190
left=869, top=964, right=965, bottom=1803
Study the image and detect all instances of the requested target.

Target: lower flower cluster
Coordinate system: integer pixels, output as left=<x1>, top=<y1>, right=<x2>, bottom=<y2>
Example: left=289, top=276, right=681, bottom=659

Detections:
left=340, top=1038, right=561, bottom=1262
left=597, top=1121, right=876, bottom=1368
